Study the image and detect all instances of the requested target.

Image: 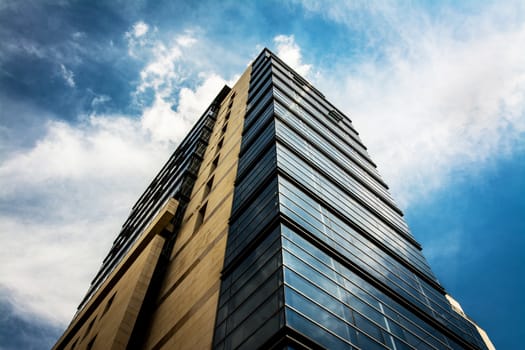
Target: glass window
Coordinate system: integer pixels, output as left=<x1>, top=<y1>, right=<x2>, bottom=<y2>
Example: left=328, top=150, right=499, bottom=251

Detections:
left=226, top=180, right=279, bottom=265
left=216, top=138, right=224, bottom=155
left=284, top=268, right=345, bottom=319
left=229, top=272, right=281, bottom=330
left=209, top=155, right=219, bottom=175
left=353, top=313, right=385, bottom=345
left=355, top=332, right=387, bottom=350
left=237, top=313, right=281, bottom=350
left=281, top=224, right=468, bottom=349
left=228, top=293, right=281, bottom=349
left=227, top=226, right=280, bottom=286
left=285, top=307, right=354, bottom=350
left=203, top=176, right=214, bottom=199
left=194, top=202, right=207, bottom=231
left=102, top=293, right=116, bottom=316
left=230, top=254, right=281, bottom=306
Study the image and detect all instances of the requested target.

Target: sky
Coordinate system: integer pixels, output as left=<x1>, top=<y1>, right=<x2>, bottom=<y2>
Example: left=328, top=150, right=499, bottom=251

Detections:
left=0, top=0, right=523, bottom=349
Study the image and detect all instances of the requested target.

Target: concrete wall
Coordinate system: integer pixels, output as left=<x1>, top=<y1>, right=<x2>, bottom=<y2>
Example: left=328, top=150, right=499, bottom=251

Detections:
left=53, top=199, right=179, bottom=350
left=140, top=66, right=251, bottom=350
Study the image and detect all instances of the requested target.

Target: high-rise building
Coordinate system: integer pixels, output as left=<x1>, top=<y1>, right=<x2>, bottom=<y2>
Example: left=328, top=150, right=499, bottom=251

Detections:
left=53, top=49, right=492, bottom=350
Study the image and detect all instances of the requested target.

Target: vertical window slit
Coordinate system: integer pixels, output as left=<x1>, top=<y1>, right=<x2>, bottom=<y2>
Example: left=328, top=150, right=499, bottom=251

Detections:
left=204, top=176, right=214, bottom=198
left=195, top=203, right=208, bottom=231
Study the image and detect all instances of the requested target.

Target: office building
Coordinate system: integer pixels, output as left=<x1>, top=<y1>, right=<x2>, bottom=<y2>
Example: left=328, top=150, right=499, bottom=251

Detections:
left=54, top=49, right=492, bottom=350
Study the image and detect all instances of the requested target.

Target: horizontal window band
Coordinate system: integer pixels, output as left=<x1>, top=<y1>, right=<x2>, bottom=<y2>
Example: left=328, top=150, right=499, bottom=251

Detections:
left=279, top=219, right=480, bottom=350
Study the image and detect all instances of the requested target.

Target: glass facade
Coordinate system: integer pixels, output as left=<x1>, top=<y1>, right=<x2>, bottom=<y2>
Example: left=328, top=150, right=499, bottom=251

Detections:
left=214, top=50, right=488, bottom=349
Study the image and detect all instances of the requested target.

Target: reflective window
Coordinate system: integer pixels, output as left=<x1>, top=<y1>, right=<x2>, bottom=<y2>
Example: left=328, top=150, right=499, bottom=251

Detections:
left=277, top=174, right=431, bottom=276
left=215, top=225, right=283, bottom=349
left=285, top=308, right=355, bottom=350
left=281, top=224, right=481, bottom=348
left=275, top=136, right=408, bottom=234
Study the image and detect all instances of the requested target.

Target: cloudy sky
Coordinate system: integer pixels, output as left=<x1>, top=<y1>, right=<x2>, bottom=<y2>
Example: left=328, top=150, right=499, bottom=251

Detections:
left=0, top=0, right=523, bottom=348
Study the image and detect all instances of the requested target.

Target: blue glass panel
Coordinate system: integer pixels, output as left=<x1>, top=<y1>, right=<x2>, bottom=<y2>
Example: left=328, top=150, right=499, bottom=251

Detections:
left=285, top=307, right=355, bottom=350
left=281, top=225, right=478, bottom=348
left=285, top=287, right=358, bottom=345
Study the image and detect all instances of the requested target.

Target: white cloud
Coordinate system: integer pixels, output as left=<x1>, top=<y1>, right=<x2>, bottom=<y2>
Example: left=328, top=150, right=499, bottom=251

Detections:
left=0, top=217, right=125, bottom=325
left=141, top=73, right=227, bottom=143
left=0, top=68, right=228, bottom=325
left=132, top=21, right=149, bottom=38
left=273, top=34, right=312, bottom=77
left=0, top=114, right=170, bottom=324
left=91, top=94, right=111, bottom=108
left=59, top=64, right=75, bottom=88
left=137, top=42, right=184, bottom=97
left=131, top=29, right=231, bottom=144
left=128, top=25, right=245, bottom=104
left=0, top=23, right=239, bottom=325
left=125, top=21, right=153, bottom=58
left=72, top=31, right=86, bottom=40
left=176, top=31, right=198, bottom=47
left=301, top=2, right=525, bottom=208
left=130, top=29, right=203, bottom=101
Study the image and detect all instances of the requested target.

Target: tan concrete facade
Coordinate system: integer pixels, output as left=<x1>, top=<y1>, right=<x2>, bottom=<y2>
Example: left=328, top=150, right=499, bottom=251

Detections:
left=53, top=198, right=179, bottom=350
left=140, top=66, right=251, bottom=350
left=54, top=65, right=251, bottom=350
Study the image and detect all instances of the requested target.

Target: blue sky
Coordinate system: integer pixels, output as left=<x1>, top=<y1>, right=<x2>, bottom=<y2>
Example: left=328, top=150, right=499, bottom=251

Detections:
left=0, top=0, right=523, bottom=349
